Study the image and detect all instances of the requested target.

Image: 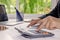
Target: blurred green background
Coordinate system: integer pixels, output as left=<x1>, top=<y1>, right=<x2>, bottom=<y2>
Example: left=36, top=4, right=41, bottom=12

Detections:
left=0, top=0, right=51, bottom=14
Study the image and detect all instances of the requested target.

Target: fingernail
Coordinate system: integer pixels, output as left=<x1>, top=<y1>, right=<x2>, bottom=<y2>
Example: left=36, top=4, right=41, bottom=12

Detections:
left=36, top=29, right=39, bottom=32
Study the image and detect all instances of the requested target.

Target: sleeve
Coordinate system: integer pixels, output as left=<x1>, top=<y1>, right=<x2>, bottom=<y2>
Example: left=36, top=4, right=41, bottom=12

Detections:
left=39, top=0, right=60, bottom=19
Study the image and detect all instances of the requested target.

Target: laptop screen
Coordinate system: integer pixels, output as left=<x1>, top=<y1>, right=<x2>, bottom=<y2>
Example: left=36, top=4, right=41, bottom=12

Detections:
left=0, top=5, right=8, bottom=21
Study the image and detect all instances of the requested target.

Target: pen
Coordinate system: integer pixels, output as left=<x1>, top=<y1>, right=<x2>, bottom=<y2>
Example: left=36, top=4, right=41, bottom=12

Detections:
left=15, top=27, right=23, bottom=34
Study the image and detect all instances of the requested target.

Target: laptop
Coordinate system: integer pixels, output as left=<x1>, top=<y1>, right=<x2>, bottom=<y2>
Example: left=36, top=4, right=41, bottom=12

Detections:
left=0, top=5, right=8, bottom=22
left=0, top=19, right=23, bottom=26
left=0, top=6, right=23, bottom=26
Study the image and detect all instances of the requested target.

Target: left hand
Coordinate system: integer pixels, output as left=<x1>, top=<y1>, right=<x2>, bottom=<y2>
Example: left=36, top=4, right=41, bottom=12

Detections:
left=36, top=16, right=60, bottom=31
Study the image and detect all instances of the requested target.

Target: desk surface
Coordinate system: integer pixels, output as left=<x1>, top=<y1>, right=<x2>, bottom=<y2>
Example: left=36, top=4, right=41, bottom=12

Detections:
left=0, top=22, right=60, bottom=40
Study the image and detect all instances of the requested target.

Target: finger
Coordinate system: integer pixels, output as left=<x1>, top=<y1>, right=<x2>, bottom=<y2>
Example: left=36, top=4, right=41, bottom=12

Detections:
left=49, top=19, right=57, bottom=30
left=52, top=27, right=57, bottom=30
left=49, top=26, right=57, bottom=30
left=36, top=19, right=48, bottom=32
left=45, top=21, right=50, bottom=30
left=48, top=22, right=56, bottom=30
left=27, top=20, right=38, bottom=27
left=27, top=24, right=32, bottom=28
left=49, top=24, right=57, bottom=30
left=45, top=17, right=54, bottom=30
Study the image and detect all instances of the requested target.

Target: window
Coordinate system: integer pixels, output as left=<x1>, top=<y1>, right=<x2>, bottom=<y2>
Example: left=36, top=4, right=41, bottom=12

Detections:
left=0, top=0, right=51, bottom=14
left=0, top=0, right=16, bottom=14
left=19, top=0, right=51, bottom=14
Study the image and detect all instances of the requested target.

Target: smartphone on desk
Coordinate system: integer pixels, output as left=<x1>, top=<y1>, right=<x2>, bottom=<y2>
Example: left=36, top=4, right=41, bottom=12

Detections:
left=15, top=23, right=54, bottom=38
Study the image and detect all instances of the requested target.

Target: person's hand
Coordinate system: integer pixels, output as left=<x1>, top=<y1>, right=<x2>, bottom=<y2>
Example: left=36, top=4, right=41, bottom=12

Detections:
left=27, top=18, right=41, bottom=27
left=36, top=16, right=60, bottom=32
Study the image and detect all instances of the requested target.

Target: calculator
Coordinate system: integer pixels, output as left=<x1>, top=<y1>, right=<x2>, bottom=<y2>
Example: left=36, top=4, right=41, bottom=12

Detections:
left=15, top=23, right=54, bottom=38
left=21, top=30, right=54, bottom=38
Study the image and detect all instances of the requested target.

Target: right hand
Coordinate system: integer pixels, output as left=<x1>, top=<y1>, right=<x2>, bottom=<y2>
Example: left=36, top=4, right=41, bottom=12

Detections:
left=27, top=18, right=41, bottom=27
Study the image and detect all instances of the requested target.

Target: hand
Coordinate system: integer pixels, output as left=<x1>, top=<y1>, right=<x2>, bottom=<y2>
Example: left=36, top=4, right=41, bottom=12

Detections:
left=27, top=18, right=41, bottom=27
left=36, top=16, right=60, bottom=31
